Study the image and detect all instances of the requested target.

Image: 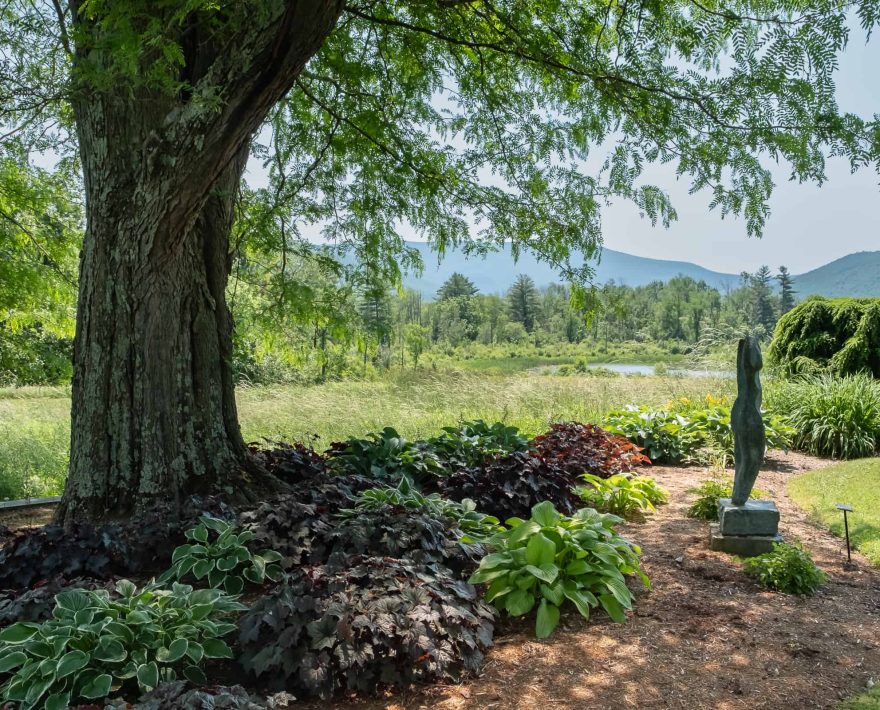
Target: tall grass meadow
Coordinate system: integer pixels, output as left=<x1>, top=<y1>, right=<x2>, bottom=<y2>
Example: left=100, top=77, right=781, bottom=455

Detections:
left=0, top=372, right=730, bottom=500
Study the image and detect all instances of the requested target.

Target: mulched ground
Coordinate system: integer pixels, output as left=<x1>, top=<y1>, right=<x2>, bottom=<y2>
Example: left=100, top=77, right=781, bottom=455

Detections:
left=304, top=451, right=880, bottom=710
left=2, top=453, right=877, bottom=709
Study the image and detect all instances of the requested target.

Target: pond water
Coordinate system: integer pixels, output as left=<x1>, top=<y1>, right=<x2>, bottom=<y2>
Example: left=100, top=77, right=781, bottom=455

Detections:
left=586, top=363, right=732, bottom=378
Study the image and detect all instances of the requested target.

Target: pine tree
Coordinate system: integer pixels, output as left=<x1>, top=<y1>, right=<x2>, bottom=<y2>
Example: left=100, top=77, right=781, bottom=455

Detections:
left=752, top=266, right=777, bottom=333
left=777, top=266, right=796, bottom=315
left=507, top=275, right=541, bottom=332
left=437, top=273, right=478, bottom=300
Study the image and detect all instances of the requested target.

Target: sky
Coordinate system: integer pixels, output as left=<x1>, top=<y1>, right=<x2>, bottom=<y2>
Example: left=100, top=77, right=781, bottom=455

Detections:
left=599, top=30, right=880, bottom=274
left=241, top=22, right=880, bottom=276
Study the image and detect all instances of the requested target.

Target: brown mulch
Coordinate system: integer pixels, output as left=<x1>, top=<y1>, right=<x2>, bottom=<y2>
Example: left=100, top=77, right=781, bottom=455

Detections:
left=305, top=451, right=880, bottom=710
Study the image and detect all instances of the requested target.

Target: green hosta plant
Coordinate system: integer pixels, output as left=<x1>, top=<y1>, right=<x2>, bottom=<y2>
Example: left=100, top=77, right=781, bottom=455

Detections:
left=605, top=405, right=793, bottom=465
left=743, top=542, right=827, bottom=595
left=0, top=580, right=245, bottom=709
left=428, top=419, right=530, bottom=467
left=159, top=516, right=282, bottom=594
left=603, top=407, right=701, bottom=463
left=469, top=501, right=648, bottom=638
left=576, top=473, right=668, bottom=519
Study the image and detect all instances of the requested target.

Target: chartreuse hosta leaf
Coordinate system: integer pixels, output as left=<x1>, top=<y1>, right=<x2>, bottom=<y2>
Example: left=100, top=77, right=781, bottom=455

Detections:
left=469, top=501, right=649, bottom=638
left=160, top=515, right=283, bottom=594
left=576, top=473, right=668, bottom=519
left=0, top=578, right=246, bottom=708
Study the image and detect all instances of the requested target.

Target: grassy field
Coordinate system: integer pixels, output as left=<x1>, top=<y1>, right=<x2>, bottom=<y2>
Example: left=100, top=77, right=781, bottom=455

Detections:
left=0, top=371, right=731, bottom=500
left=788, top=457, right=880, bottom=566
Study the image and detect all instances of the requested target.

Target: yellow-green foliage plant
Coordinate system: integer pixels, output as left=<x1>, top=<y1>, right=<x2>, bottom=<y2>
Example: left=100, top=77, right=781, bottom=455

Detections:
left=576, top=473, right=668, bottom=519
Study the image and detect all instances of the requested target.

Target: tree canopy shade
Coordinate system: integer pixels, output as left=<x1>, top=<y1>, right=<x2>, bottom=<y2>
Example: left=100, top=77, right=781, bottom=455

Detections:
left=1, top=0, right=879, bottom=523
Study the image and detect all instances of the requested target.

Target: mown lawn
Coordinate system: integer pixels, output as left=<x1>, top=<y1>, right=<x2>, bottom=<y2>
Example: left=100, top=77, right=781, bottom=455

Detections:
left=0, top=370, right=731, bottom=500
left=841, top=687, right=880, bottom=709
left=788, top=457, right=880, bottom=566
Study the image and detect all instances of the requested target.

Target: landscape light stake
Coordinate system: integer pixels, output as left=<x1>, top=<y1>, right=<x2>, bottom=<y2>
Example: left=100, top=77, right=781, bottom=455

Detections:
left=835, top=504, right=853, bottom=563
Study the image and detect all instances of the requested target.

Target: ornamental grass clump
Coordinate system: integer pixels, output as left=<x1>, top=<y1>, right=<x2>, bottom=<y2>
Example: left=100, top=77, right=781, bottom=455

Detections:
left=469, top=501, right=648, bottom=638
left=764, top=373, right=880, bottom=459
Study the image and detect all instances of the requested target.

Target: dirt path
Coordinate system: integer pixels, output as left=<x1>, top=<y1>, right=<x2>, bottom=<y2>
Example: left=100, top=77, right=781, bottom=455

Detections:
left=311, top=451, right=880, bottom=710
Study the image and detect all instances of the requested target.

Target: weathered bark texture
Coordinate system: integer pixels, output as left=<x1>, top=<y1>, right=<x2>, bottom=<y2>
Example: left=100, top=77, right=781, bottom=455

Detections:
left=60, top=0, right=344, bottom=524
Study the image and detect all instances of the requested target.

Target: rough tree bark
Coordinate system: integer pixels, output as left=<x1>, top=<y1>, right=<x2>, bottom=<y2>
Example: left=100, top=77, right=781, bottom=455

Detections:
left=59, top=0, right=345, bottom=524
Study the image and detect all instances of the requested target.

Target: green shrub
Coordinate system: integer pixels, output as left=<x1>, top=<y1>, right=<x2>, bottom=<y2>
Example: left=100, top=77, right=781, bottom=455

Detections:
left=468, top=501, right=648, bottom=638
left=326, top=426, right=445, bottom=484
left=604, top=404, right=793, bottom=464
left=686, top=477, right=770, bottom=520
left=159, top=516, right=283, bottom=595
left=575, top=473, right=668, bottom=519
left=0, top=580, right=245, bottom=709
left=768, top=297, right=880, bottom=378
left=765, top=373, right=880, bottom=459
left=742, top=542, right=827, bottom=595
left=603, top=407, right=702, bottom=463
left=428, top=419, right=529, bottom=467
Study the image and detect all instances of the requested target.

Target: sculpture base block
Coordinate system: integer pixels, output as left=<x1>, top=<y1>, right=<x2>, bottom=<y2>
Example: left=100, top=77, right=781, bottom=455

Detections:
left=717, top=498, right=780, bottom=537
left=709, top=524, right=783, bottom=557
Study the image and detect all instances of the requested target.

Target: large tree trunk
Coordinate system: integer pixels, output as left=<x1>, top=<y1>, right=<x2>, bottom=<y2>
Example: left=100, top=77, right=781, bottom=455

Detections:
left=59, top=136, right=255, bottom=524
left=60, top=0, right=344, bottom=524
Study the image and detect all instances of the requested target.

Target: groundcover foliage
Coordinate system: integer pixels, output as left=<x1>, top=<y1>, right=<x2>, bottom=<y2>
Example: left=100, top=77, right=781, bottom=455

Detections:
left=0, top=418, right=660, bottom=703
left=469, top=501, right=648, bottom=638
left=604, top=404, right=792, bottom=464
left=428, top=420, right=530, bottom=468
left=159, top=516, right=283, bottom=595
left=440, top=450, right=582, bottom=520
left=238, top=556, right=494, bottom=699
left=327, top=427, right=445, bottom=485
left=576, top=473, right=668, bottom=519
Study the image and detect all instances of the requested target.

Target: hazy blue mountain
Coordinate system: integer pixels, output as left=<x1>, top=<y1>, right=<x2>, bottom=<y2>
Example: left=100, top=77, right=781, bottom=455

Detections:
left=404, top=242, right=738, bottom=295
left=791, top=251, right=880, bottom=299
left=399, top=242, right=880, bottom=299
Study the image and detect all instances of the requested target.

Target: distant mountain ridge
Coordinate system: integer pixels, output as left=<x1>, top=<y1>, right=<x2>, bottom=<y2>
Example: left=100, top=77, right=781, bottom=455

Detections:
left=400, top=242, right=880, bottom=300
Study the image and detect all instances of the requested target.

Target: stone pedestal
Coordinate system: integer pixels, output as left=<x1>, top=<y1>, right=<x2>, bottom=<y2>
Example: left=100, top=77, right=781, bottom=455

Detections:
left=709, top=499, right=783, bottom=557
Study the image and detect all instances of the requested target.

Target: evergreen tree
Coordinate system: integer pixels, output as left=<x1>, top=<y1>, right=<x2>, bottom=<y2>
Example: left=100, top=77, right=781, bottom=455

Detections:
left=437, top=273, right=478, bottom=300
left=507, top=275, right=541, bottom=333
left=359, top=287, right=393, bottom=365
left=752, top=266, right=778, bottom=333
left=777, top=266, right=797, bottom=315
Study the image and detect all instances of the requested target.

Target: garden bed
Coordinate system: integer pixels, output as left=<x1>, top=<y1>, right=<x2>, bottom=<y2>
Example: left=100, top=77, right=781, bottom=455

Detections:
left=298, top=451, right=878, bottom=710
left=1, top=446, right=876, bottom=710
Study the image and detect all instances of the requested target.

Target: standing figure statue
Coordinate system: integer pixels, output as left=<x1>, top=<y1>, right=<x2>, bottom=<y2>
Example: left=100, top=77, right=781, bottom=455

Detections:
left=730, top=336, right=766, bottom=505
